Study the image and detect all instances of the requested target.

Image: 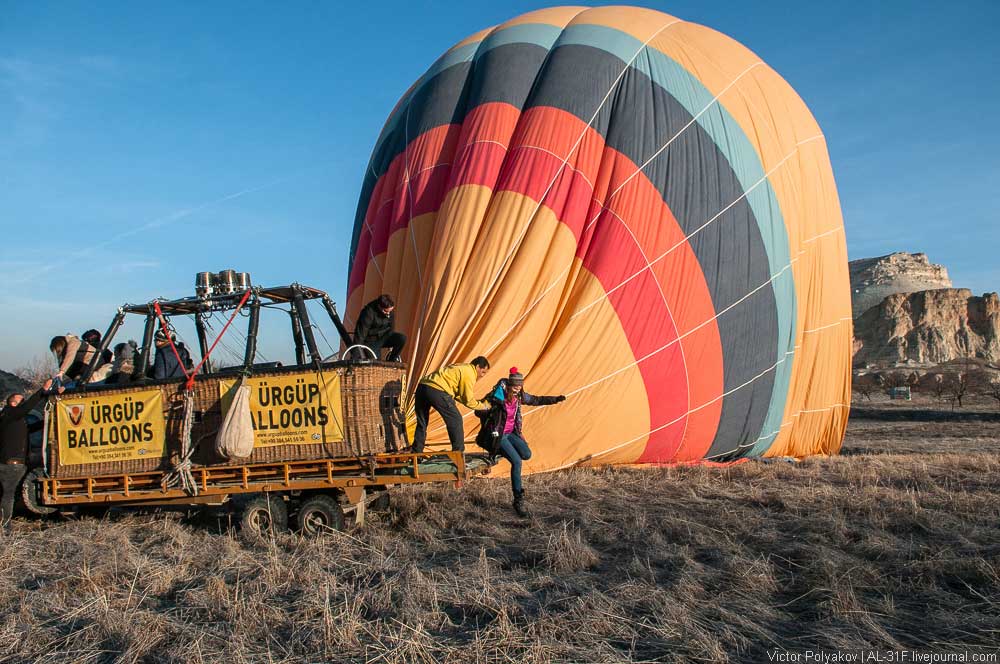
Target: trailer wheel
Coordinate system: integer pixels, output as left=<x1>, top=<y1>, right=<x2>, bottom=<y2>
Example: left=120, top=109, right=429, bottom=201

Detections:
left=21, top=469, right=57, bottom=516
left=369, top=490, right=391, bottom=512
left=296, top=494, right=345, bottom=536
left=239, top=495, right=288, bottom=539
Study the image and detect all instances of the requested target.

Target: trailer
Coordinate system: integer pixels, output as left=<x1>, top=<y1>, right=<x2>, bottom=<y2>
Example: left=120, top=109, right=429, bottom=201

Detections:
left=23, top=449, right=491, bottom=536
left=21, top=273, right=491, bottom=536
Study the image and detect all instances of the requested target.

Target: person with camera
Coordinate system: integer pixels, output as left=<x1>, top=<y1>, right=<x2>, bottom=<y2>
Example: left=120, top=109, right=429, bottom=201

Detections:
left=475, top=367, right=566, bottom=518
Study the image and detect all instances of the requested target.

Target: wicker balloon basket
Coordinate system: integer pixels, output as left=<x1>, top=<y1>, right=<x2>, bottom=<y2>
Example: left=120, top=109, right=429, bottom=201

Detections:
left=47, top=362, right=409, bottom=478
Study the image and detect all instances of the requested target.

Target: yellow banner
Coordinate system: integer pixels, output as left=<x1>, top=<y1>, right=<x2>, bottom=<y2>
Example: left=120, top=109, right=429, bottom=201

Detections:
left=220, top=372, right=344, bottom=447
left=57, top=389, right=167, bottom=465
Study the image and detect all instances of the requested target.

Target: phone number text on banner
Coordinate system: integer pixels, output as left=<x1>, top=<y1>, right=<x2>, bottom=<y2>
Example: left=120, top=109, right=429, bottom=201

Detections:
left=57, top=389, right=167, bottom=465
left=220, top=373, right=344, bottom=447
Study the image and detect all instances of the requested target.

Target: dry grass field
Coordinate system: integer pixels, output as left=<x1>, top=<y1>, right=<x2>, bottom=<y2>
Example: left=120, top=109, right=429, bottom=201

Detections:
left=1, top=400, right=998, bottom=663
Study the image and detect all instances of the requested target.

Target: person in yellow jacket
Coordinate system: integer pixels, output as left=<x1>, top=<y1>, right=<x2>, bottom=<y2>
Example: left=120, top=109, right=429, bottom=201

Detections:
left=412, top=356, right=491, bottom=453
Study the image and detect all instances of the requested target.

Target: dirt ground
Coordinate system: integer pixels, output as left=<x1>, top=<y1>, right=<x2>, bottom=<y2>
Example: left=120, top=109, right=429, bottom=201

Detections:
left=1, top=400, right=998, bottom=663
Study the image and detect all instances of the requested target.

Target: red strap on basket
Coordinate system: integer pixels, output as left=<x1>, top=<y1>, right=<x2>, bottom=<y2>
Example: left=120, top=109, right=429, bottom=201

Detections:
left=153, top=288, right=252, bottom=391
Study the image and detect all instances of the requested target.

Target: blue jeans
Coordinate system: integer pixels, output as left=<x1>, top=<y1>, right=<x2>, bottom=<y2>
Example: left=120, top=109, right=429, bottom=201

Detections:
left=498, top=434, right=531, bottom=494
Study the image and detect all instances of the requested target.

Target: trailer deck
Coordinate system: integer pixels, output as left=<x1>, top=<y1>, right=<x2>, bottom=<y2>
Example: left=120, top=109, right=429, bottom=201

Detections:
left=37, top=451, right=491, bottom=507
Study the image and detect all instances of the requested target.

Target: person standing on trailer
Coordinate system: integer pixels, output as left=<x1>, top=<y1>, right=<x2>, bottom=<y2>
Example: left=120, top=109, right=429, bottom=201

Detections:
left=353, top=294, right=406, bottom=362
left=412, top=356, right=491, bottom=453
left=475, top=367, right=566, bottom=518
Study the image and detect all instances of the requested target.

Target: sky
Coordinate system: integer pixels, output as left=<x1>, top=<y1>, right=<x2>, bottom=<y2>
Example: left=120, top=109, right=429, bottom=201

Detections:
left=2, top=1, right=998, bottom=371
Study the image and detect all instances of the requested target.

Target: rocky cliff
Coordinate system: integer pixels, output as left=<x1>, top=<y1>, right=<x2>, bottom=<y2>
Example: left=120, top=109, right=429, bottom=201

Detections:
left=853, top=288, right=1000, bottom=367
left=849, top=252, right=952, bottom=317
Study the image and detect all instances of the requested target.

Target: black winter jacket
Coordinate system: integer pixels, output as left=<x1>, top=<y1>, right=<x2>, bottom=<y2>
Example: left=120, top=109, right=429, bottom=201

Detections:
left=353, top=300, right=395, bottom=346
left=0, top=390, right=44, bottom=463
left=151, top=343, right=192, bottom=380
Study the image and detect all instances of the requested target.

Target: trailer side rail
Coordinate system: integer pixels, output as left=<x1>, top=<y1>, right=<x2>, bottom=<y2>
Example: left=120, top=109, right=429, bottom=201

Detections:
left=39, top=451, right=488, bottom=506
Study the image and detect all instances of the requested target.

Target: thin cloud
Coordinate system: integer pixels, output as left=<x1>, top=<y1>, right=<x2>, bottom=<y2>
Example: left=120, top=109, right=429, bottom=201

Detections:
left=109, top=260, right=162, bottom=274
left=11, top=174, right=299, bottom=285
left=0, top=294, right=102, bottom=312
left=1, top=54, right=127, bottom=140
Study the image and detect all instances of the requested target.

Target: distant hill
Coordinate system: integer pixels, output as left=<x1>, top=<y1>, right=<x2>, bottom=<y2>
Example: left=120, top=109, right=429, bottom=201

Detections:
left=0, top=368, right=28, bottom=397
left=850, top=253, right=999, bottom=369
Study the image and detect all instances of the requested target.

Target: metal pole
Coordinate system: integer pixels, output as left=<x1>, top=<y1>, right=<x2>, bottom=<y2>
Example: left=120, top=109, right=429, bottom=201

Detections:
left=289, top=300, right=306, bottom=365
left=242, top=297, right=261, bottom=372
left=81, top=308, right=124, bottom=383
left=194, top=313, right=212, bottom=374
left=134, top=310, right=157, bottom=380
left=322, top=296, right=354, bottom=347
left=293, top=289, right=323, bottom=365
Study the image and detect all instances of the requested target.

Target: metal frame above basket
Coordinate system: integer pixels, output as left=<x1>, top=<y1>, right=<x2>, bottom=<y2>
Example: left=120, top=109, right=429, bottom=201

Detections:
left=77, top=275, right=375, bottom=385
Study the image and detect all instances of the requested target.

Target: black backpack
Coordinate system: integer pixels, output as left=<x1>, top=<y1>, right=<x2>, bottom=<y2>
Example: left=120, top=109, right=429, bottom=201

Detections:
left=474, top=407, right=503, bottom=456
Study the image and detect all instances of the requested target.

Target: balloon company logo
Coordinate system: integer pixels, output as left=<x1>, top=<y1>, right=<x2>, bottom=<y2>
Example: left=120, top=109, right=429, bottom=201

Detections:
left=67, top=405, right=85, bottom=426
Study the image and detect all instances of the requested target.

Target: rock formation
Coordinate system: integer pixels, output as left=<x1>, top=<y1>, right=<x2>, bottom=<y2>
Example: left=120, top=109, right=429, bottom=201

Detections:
left=849, top=252, right=952, bottom=317
left=853, top=288, right=1000, bottom=367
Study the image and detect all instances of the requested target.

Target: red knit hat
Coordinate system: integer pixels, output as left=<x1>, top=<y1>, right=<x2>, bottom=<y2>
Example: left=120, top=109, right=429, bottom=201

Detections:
left=508, top=366, right=524, bottom=384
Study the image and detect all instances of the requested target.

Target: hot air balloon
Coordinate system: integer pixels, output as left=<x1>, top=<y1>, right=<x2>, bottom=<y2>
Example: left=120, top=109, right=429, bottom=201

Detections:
left=346, top=6, right=851, bottom=471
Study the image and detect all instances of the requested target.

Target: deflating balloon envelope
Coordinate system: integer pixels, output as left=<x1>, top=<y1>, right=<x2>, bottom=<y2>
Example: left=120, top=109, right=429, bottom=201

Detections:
left=346, top=6, right=852, bottom=470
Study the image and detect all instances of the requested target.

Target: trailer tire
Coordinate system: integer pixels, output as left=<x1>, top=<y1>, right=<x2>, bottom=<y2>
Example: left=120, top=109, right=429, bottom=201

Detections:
left=239, top=495, right=288, bottom=539
left=21, top=469, right=57, bottom=516
left=369, top=490, right=390, bottom=512
left=296, top=494, right=345, bottom=536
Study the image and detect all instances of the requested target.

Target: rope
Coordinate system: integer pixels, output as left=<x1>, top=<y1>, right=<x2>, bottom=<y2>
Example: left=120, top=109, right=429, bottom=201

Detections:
left=298, top=300, right=337, bottom=360
left=154, top=289, right=251, bottom=390
left=153, top=290, right=251, bottom=494
left=203, top=316, right=246, bottom=366
left=311, top=323, right=337, bottom=359
left=160, top=391, right=198, bottom=495
left=224, top=315, right=271, bottom=363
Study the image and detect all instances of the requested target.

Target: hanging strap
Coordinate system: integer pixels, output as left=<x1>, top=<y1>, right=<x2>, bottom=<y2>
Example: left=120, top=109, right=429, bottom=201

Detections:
left=153, top=289, right=251, bottom=390
left=41, top=400, right=52, bottom=476
left=153, top=290, right=250, bottom=495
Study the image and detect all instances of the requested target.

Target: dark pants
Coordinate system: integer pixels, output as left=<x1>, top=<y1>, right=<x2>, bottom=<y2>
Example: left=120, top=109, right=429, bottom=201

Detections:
left=365, top=332, right=406, bottom=362
left=499, top=434, right=531, bottom=494
left=0, top=463, right=27, bottom=523
left=412, top=384, right=464, bottom=452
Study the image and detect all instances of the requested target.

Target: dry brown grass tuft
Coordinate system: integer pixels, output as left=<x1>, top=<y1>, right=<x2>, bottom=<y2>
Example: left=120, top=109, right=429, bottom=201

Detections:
left=1, top=409, right=999, bottom=662
left=544, top=522, right=600, bottom=574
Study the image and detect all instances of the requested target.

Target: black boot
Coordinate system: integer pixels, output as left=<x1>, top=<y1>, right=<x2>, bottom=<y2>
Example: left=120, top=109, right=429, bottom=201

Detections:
left=512, top=490, right=530, bottom=518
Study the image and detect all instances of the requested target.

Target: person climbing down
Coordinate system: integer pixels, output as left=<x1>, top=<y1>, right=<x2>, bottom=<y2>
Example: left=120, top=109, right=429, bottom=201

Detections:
left=475, top=367, right=566, bottom=518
